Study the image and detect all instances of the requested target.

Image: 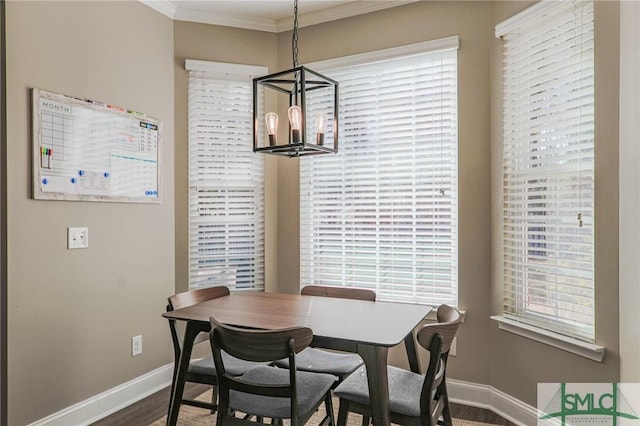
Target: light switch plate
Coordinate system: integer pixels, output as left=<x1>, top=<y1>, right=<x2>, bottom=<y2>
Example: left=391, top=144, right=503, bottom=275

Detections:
left=67, top=227, right=89, bottom=249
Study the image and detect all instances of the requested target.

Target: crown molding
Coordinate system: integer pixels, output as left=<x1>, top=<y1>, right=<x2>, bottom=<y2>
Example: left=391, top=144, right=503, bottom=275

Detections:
left=275, top=1, right=418, bottom=32
left=140, top=0, right=178, bottom=20
left=140, top=1, right=418, bottom=33
left=175, top=5, right=279, bottom=32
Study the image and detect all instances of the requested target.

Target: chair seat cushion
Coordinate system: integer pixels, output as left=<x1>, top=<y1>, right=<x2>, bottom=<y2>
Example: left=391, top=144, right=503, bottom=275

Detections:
left=229, top=365, right=336, bottom=418
left=334, top=366, right=422, bottom=417
left=275, top=347, right=364, bottom=376
left=189, top=351, right=268, bottom=377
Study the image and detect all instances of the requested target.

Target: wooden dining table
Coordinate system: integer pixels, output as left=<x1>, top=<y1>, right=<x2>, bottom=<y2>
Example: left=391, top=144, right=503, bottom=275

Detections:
left=162, top=291, right=432, bottom=426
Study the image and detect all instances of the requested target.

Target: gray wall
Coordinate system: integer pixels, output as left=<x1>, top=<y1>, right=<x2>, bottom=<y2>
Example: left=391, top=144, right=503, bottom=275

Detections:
left=2, top=0, right=627, bottom=423
left=271, top=1, right=494, bottom=386
left=173, top=21, right=279, bottom=297
left=0, top=1, right=6, bottom=424
left=619, top=0, right=640, bottom=383
left=172, top=21, right=280, bottom=361
left=270, top=0, right=621, bottom=408
left=488, top=1, right=620, bottom=405
left=6, top=2, right=175, bottom=424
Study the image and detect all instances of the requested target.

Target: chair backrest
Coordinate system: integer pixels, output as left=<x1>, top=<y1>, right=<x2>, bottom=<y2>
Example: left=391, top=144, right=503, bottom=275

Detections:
left=167, top=285, right=230, bottom=311
left=301, top=285, right=376, bottom=301
left=209, top=317, right=314, bottom=420
left=210, top=317, right=313, bottom=365
left=166, top=286, right=231, bottom=352
left=418, top=304, right=461, bottom=358
left=416, top=304, right=461, bottom=425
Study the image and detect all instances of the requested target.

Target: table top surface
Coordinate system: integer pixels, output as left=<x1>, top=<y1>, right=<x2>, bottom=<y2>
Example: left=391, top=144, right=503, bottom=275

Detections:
left=163, top=291, right=432, bottom=347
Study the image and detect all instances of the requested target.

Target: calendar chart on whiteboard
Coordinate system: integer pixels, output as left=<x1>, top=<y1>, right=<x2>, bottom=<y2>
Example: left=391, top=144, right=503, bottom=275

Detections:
left=32, top=88, right=162, bottom=203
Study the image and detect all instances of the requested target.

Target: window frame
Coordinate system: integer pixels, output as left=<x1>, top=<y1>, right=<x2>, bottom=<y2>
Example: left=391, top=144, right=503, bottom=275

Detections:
left=493, top=0, right=603, bottom=359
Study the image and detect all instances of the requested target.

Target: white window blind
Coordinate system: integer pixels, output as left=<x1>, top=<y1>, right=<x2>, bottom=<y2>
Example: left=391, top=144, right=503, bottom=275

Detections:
left=300, top=39, right=459, bottom=306
left=187, top=60, right=266, bottom=291
left=499, top=1, right=595, bottom=342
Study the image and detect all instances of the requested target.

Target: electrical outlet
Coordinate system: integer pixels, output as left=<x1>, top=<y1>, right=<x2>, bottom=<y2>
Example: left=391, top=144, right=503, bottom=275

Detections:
left=450, top=337, right=457, bottom=357
left=132, top=335, right=142, bottom=356
left=67, top=227, right=89, bottom=249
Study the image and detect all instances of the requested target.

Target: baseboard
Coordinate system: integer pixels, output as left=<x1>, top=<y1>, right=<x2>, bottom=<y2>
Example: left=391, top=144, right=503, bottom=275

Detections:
left=29, top=365, right=536, bottom=426
left=27, top=364, right=174, bottom=426
left=448, top=378, right=539, bottom=426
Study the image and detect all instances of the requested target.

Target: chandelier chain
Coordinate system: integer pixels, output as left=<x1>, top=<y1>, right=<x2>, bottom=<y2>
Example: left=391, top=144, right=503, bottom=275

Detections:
left=292, top=0, right=299, bottom=67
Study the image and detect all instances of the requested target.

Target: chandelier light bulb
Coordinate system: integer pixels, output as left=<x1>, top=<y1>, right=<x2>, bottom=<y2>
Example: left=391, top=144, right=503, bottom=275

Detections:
left=316, top=113, right=327, bottom=145
left=288, top=105, right=302, bottom=143
left=265, top=112, right=279, bottom=146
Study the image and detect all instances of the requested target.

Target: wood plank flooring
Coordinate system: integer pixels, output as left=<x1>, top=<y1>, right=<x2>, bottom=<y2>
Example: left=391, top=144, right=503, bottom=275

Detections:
left=91, top=383, right=517, bottom=426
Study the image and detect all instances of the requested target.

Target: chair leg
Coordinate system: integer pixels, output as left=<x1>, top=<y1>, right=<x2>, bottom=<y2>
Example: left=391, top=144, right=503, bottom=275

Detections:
left=441, top=402, right=453, bottom=426
left=210, top=385, right=217, bottom=414
left=337, top=399, right=349, bottom=426
left=216, top=407, right=226, bottom=426
left=325, top=394, right=335, bottom=426
left=440, top=381, right=453, bottom=426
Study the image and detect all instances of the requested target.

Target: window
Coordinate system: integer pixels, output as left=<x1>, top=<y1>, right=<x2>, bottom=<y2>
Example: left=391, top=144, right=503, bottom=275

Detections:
left=187, top=60, right=266, bottom=291
left=497, top=1, right=595, bottom=342
left=300, top=37, right=459, bottom=306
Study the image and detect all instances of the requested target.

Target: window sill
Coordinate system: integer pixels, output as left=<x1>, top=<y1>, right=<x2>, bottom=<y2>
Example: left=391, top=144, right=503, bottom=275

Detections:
left=490, top=315, right=605, bottom=362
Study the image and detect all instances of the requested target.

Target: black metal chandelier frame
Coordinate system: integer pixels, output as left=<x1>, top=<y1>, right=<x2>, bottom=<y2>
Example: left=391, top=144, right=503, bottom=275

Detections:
left=252, top=0, right=339, bottom=158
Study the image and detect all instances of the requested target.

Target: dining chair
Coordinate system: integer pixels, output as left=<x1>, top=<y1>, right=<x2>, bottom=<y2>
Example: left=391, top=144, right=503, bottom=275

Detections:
left=333, top=304, right=462, bottom=426
left=166, top=286, right=263, bottom=413
left=209, top=316, right=336, bottom=426
left=299, top=285, right=377, bottom=302
left=275, top=285, right=376, bottom=387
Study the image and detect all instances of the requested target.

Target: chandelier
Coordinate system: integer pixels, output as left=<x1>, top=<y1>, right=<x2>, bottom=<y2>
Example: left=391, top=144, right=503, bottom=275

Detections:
left=252, top=0, right=338, bottom=157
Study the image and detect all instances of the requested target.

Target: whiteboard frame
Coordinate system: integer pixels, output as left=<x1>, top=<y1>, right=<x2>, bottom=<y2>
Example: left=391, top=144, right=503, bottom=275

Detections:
left=31, top=88, right=162, bottom=203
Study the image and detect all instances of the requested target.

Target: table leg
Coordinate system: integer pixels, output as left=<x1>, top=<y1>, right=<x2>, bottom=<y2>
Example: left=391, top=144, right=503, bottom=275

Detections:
left=404, top=330, right=421, bottom=373
left=166, top=323, right=199, bottom=426
left=357, top=344, right=390, bottom=426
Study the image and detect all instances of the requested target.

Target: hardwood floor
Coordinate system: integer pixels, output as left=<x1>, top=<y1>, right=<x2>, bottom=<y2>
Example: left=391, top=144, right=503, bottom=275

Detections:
left=91, top=383, right=517, bottom=426
left=91, top=384, right=206, bottom=426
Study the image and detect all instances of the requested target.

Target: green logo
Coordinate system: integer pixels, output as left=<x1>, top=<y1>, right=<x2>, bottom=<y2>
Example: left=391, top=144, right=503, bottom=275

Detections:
left=539, top=383, right=640, bottom=426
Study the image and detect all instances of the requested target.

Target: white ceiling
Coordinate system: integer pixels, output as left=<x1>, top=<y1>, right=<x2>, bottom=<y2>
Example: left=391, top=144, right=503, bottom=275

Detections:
left=141, top=0, right=417, bottom=32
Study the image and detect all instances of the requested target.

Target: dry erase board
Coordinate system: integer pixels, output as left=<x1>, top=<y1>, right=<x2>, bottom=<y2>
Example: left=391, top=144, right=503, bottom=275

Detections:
left=32, top=88, right=162, bottom=203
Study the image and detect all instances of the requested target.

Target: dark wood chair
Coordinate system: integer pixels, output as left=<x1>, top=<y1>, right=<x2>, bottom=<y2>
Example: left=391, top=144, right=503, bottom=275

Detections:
left=334, top=304, right=462, bottom=426
left=209, top=317, right=336, bottom=426
left=299, top=285, right=377, bottom=302
left=275, top=285, right=376, bottom=386
left=167, top=286, right=262, bottom=413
